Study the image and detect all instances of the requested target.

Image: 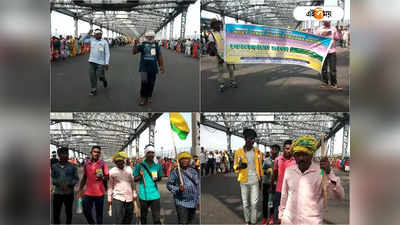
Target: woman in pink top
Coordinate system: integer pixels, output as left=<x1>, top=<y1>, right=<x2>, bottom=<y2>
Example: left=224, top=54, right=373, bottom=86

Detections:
left=278, top=136, right=345, bottom=224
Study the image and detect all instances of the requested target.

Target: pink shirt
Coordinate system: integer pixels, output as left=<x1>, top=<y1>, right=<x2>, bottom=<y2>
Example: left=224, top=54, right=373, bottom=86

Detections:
left=108, top=166, right=135, bottom=202
left=279, top=163, right=345, bottom=224
left=315, top=26, right=340, bottom=54
left=274, top=155, right=296, bottom=192
left=84, top=160, right=109, bottom=197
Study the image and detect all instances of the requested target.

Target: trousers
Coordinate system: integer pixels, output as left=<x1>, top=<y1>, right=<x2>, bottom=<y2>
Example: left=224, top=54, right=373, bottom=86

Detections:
left=240, top=182, right=259, bottom=224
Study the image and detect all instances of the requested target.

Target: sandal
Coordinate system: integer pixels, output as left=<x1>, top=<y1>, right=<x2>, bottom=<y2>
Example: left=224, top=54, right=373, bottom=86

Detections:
left=139, top=98, right=146, bottom=106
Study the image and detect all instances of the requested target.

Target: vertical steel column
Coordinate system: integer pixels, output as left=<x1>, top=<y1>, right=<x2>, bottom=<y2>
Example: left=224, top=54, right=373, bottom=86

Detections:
left=342, top=123, right=349, bottom=157
left=74, top=16, right=79, bottom=37
left=136, top=136, right=140, bottom=158
left=170, top=18, right=174, bottom=40
left=329, top=134, right=335, bottom=157
left=149, top=122, right=155, bottom=147
left=180, top=8, right=187, bottom=39
left=227, top=131, right=232, bottom=152
left=192, top=112, right=200, bottom=156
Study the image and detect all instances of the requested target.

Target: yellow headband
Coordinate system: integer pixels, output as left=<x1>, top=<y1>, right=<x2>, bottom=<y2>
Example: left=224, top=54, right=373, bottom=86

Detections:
left=113, top=152, right=127, bottom=161
left=291, top=136, right=318, bottom=155
left=177, top=152, right=192, bottom=161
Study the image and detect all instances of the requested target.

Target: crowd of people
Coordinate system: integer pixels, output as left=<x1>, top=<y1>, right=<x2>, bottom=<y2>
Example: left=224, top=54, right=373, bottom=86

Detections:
left=50, top=34, right=130, bottom=62
left=199, top=147, right=235, bottom=176
left=159, top=39, right=201, bottom=58
left=50, top=145, right=200, bottom=224
left=202, top=128, right=348, bottom=225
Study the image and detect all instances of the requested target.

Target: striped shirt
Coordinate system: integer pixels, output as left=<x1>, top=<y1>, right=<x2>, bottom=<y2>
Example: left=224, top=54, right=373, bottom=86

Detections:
left=167, top=167, right=200, bottom=208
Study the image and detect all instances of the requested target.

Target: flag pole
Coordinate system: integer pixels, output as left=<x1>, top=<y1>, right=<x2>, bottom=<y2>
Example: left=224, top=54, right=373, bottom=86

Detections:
left=171, top=128, right=184, bottom=186
left=321, top=134, right=328, bottom=211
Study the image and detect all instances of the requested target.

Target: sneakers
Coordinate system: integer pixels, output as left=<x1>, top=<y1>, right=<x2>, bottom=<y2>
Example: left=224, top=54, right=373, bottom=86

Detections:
left=262, top=218, right=268, bottom=225
left=230, top=81, right=238, bottom=88
left=103, top=79, right=108, bottom=88
left=100, top=78, right=108, bottom=88
left=332, top=84, right=343, bottom=90
left=219, top=84, right=225, bottom=92
left=89, top=90, right=97, bottom=96
left=268, top=217, right=273, bottom=224
left=139, top=98, right=146, bottom=106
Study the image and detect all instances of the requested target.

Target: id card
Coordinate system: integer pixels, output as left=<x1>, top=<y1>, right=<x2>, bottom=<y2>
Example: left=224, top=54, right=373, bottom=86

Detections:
left=151, top=171, right=158, bottom=179
left=150, top=48, right=156, bottom=56
left=95, top=168, right=103, bottom=177
left=98, top=45, right=104, bottom=52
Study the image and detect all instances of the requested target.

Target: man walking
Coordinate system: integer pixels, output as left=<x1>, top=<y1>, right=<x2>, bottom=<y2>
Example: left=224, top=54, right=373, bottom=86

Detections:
left=81, top=29, right=110, bottom=96
left=51, top=147, right=79, bottom=224
left=200, top=147, right=207, bottom=176
left=133, top=145, right=163, bottom=224
left=133, top=30, right=165, bottom=106
left=78, top=146, right=109, bottom=224
left=279, top=136, right=345, bottom=224
left=271, top=140, right=295, bottom=224
left=234, top=129, right=263, bottom=225
left=208, top=18, right=237, bottom=92
left=315, top=21, right=342, bottom=90
left=167, top=152, right=200, bottom=224
left=108, top=152, right=137, bottom=224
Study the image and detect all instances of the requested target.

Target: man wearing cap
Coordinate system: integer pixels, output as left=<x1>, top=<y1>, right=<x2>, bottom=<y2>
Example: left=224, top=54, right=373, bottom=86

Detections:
left=167, top=152, right=200, bottom=224
left=133, top=145, right=163, bottom=224
left=278, top=136, right=345, bottom=224
left=81, top=29, right=110, bottom=96
left=108, top=152, right=137, bottom=224
left=233, top=129, right=263, bottom=225
left=133, top=30, right=165, bottom=106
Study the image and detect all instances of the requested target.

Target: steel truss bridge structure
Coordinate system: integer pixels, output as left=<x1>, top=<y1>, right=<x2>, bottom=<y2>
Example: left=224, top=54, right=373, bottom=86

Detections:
left=201, top=0, right=345, bottom=29
left=201, top=112, right=350, bottom=157
left=50, top=112, right=162, bottom=159
left=50, top=0, right=197, bottom=38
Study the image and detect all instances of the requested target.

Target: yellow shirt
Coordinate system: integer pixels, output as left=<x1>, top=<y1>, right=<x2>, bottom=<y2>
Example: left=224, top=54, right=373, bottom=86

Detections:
left=211, top=31, right=224, bottom=59
left=233, top=148, right=263, bottom=183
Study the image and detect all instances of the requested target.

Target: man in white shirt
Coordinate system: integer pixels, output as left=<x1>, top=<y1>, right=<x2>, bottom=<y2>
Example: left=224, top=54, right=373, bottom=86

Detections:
left=81, top=29, right=110, bottom=96
left=315, top=21, right=342, bottom=90
left=200, top=147, right=207, bottom=176
left=215, top=151, right=222, bottom=173
left=108, top=152, right=137, bottom=224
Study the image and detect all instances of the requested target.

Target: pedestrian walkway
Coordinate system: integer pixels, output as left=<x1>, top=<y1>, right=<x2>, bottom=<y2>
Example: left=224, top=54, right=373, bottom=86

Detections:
left=201, top=169, right=349, bottom=224
left=201, top=48, right=349, bottom=112
left=51, top=47, right=199, bottom=112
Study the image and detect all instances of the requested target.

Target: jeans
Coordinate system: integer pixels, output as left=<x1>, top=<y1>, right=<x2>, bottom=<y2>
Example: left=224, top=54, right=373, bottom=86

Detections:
left=200, top=163, right=207, bottom=176
left=175, top=204, right=196, bottom=224
left=207, top=162, right=215, bottom=175
left=321, top=53, right=337, bottom=86
left=82, top=195, right=104, bottom=224
left=262, top=183, right=273, bottom=219
left=89, top=62, right=106, bottom=91
left=140, top=72, right=157, bottom=98
left=139, top=198, right=161, bottom=224
left=273, top=192, right=282, bottom=224
left=52, top=194, right=74, bottom=224
left=240, top=182, right=259, bottom=224
left=112, top=199, right=134, bottom=224
left=217, top=58, right=235, bottom=85
left=216, top=162, right=221, bottom=172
